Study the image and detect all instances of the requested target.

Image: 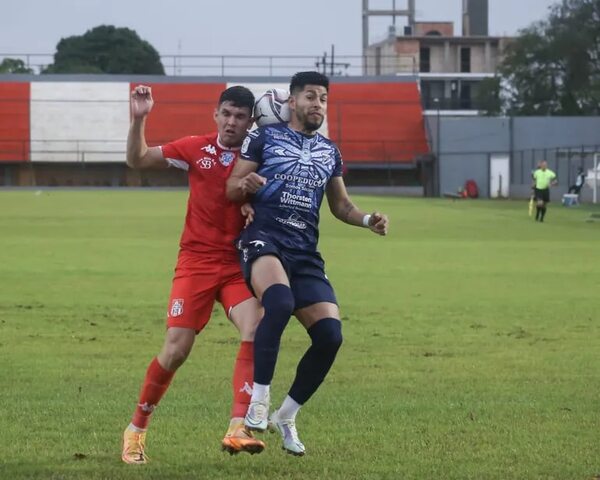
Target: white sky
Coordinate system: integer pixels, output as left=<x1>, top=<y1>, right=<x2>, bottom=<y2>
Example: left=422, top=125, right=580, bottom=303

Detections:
left=0, top=0, right=556, bottom=57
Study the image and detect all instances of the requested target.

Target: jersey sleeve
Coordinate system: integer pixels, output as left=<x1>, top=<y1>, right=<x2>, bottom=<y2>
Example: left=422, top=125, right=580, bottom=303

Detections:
left=332, top=146, right=344, bottom=177
left=240, top=129, right=265, bottom=165
left=161, top=136, right=197, bottom=171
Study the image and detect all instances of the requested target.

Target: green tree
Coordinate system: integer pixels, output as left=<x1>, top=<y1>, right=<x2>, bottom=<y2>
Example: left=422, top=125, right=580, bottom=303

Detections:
left=483, top=0, right=600, bottom=115
left=474, top=77, right=502, bottom=116
left=43, top=25, right=164, bottom=74
left=0, top=58, right=34, bottom=74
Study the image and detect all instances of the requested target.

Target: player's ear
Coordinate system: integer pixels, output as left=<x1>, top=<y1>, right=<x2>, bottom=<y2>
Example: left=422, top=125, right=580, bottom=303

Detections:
left=288, top=93, right=296, bottom=111
left=213, top=108, right=219, bottom=123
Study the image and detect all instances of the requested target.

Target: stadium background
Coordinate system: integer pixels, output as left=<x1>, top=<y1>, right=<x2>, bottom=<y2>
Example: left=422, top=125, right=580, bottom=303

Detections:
left=1, top=75, right=598, bottom=202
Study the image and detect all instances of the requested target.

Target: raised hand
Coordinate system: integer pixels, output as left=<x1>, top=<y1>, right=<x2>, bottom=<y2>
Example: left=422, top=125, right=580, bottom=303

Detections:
left=131, top=85, right=154, bottom=119
left=368, top=212, right=389, bottom=236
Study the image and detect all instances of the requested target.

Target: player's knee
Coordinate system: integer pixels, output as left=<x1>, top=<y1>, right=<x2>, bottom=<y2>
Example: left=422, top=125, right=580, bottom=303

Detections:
left=309, top=318, right=343, bottom=352
left=262, top=283, right=295, bottom=318
left=160, top=342, right=192, bottom=370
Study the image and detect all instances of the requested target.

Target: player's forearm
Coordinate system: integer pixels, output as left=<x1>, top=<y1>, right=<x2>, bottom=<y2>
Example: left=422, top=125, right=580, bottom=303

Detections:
left=331, top=198, right=368, bottom=227
left=126, top=117, right=149, bottom=168
left=226, top=176, right=248, bottom=203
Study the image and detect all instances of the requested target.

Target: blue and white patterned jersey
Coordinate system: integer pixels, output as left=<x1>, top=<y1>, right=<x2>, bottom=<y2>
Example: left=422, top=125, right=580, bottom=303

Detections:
left=240, top=123, right=343, bottom=252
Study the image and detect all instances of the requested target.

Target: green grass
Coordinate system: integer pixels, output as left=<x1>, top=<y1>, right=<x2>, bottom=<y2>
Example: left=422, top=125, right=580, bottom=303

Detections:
left=0, top=190, right=599, bottom=480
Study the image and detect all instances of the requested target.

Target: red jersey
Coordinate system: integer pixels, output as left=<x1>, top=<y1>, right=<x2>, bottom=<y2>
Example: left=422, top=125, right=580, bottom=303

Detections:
left=161, top=133, right=244, bottom=262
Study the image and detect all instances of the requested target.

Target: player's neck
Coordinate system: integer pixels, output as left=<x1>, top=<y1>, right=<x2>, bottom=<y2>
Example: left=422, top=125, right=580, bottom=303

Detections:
left=216, top=135, right=241, bottom=151
left=287, top=121, right=317, bottom=136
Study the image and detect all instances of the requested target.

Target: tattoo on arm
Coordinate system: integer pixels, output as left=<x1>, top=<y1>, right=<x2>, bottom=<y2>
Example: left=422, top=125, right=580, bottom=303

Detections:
left=341, top=199, right=356, bottom=222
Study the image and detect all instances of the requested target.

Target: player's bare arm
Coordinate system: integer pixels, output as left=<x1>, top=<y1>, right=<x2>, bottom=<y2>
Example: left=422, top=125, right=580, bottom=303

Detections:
left=326, top=176, right=389, bottom=236
left=226, top=158, right=266, bottom=203
left=126, top=85, right=169, bottom=170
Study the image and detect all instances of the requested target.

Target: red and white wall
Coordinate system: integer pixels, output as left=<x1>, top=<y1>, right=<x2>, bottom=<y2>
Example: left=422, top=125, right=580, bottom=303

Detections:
left=0, top=79, right=428, bottom=164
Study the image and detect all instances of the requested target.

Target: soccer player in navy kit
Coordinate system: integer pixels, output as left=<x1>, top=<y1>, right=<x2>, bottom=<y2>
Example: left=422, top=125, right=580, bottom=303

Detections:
left=226, top=71, right=389, bottom=455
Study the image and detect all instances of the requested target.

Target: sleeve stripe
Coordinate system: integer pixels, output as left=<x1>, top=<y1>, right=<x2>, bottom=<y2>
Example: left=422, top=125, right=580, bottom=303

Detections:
left=166, top=158, right=189, bottom=171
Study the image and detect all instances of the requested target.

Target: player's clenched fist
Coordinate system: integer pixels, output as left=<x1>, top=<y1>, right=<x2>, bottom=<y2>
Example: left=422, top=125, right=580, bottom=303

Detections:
left=239, top=172, right=267, bottom=195
left=131, top=85, right=154, bottom=119
left=368, top=212, right=389, bottom=236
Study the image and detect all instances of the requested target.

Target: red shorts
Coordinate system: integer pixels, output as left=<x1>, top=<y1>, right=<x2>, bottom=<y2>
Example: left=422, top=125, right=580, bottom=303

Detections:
left=166, top=253, right=253, bottom=333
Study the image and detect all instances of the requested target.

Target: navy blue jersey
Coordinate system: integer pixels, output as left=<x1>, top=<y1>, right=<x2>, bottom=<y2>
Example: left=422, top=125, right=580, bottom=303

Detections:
left=240, top=123, right=343, bottom=252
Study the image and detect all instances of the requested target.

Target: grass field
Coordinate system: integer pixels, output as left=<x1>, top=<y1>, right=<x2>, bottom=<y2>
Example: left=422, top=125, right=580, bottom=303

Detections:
left=0, top=190, right=599, bottom=480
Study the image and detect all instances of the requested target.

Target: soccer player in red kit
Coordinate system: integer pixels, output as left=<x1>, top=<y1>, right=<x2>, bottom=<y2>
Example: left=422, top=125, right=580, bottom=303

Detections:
left=121, top=84, right=264, bottom=464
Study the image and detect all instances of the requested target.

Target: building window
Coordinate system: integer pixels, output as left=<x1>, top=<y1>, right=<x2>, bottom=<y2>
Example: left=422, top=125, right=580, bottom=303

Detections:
left=460, top=47, right=471, bottom=72
left=420, top=47, right=430, bottom=73
left=460, top=82, right=472, bottom=109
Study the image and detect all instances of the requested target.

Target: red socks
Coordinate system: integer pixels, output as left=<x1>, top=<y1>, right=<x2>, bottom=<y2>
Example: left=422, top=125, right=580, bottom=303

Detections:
left=231, top=341, right=254, bottom=419
left=131, top=357, right=175, bottom=430
left=130, top=343, right=253, bottom=428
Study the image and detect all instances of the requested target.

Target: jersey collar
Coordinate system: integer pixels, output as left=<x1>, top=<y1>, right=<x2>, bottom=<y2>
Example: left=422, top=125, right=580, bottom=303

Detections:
left=216, top=135, right=241, bottom=151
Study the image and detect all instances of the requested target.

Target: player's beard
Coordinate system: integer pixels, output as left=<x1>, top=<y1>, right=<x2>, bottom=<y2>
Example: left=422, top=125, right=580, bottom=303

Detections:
left=298, top=110, right=323, bottom=133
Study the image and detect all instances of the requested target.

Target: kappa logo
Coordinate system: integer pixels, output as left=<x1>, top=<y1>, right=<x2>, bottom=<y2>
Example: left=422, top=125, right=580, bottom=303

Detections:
left=138, top=402, right=156, bottom=413
left=239, top=382, right=253, bottom=395
left=249, top=240, right=266, bottom=248
left=170, top=298, right=184, bottom=317
left=196, top=157, right=214, bottom=169
left=201, top=144, right=217, bottom=155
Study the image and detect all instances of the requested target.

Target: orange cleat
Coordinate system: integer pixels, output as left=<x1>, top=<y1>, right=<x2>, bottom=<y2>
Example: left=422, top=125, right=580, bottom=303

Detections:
left=122, top=427, right=148, bottom=464
left=221, top=418, right=265, bottom=455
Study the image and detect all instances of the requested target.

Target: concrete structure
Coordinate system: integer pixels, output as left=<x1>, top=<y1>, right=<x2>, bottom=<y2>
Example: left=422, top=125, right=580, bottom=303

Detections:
left=364, top=0, right=511, bottom=113
left=425, top=115, right=600, bottom=201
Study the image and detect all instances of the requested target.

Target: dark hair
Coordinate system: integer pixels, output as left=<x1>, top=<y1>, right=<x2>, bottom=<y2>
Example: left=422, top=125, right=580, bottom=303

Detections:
left=218, top=86, right=255, bottom=112
left=289, top=71, right=329, bottom=94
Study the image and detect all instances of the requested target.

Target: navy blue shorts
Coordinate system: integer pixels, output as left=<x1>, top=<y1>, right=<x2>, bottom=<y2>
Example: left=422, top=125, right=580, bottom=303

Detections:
left=236, top=231, right=337, bottom=310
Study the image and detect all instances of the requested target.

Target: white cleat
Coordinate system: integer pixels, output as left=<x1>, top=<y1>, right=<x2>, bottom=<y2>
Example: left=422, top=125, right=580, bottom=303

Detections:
left=244, top=395, right=270, bottom=432
left=269, top=409, right=305, bottom=456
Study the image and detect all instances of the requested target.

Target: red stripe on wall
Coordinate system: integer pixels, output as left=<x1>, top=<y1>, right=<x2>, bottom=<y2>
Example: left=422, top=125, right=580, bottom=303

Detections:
left=328, top=83, right=428, bottom=163
left=130, top=83, right=226, bottom=145
left=0, top=83, right=30, bottom=162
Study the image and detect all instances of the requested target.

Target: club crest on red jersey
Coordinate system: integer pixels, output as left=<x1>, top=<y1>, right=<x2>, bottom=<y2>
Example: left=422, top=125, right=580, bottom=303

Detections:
left=170, top=298, right=184, bottom=317
left=219, top=151, right=235, bottom=166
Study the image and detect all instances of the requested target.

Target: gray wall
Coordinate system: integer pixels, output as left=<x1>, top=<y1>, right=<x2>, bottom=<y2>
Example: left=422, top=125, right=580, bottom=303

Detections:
left=426, top=115, right=600, bottom=200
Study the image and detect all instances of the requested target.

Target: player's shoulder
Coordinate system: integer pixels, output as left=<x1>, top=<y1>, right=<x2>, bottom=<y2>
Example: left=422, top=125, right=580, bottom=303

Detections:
left=255, top=123, right=291, bottom=139
left=169, top=132, right=217, bottom=147
left=315, top=132, right=341, bottom=154
left=317, top=132, right=338, bottom=146
left=193, top=132, right=218, bottom=147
